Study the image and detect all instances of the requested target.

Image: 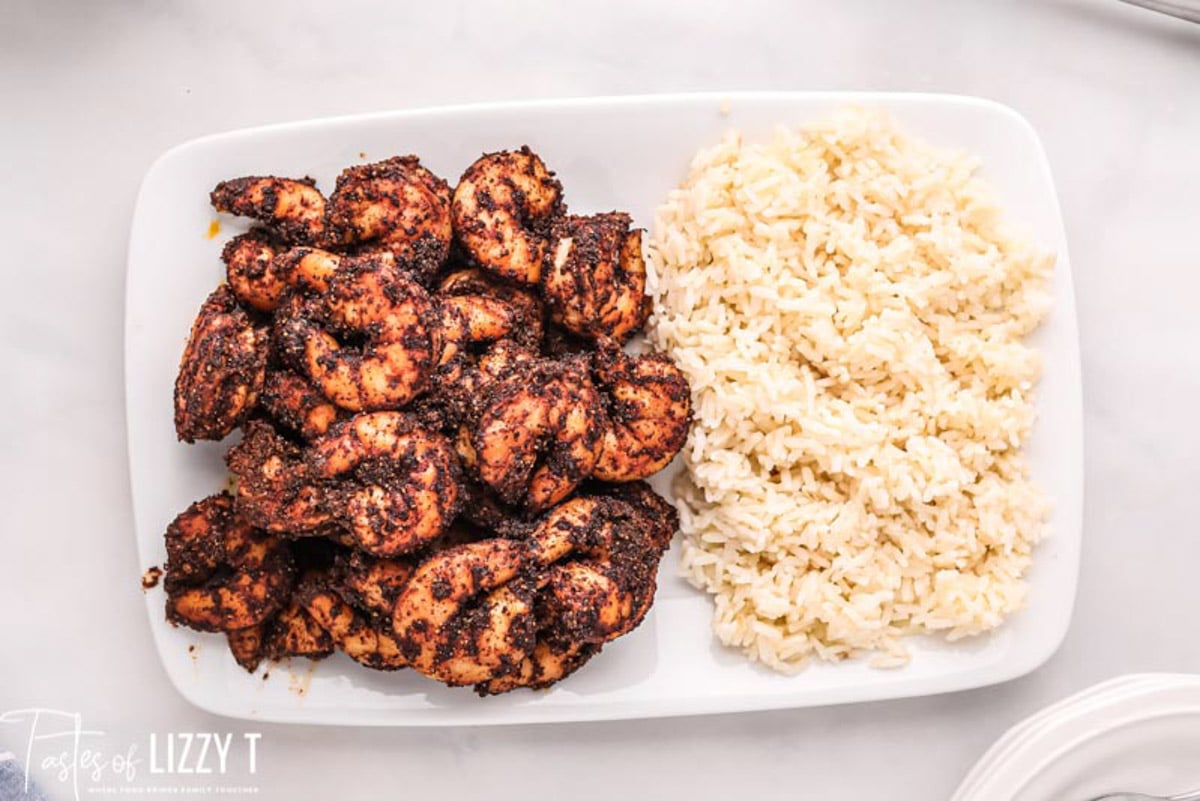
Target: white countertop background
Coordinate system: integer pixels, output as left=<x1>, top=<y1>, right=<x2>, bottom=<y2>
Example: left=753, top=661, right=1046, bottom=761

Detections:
left=3, top=1, right=1198, bottom=798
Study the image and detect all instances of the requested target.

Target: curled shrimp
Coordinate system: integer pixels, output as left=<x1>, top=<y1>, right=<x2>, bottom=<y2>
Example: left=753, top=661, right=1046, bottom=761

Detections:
left=438, top=338, right=540, bottom=432
left=225, top=420, right=333, bottom=534
left=174, top=285, right=269, bottom=442
left=452, top=147, right=564, bottom=285
left=475, top=639, right=598, bottom=695
left=260, top=370, right=340, bottom=440
left=438, top=267, right=545, bottom=348
left=298, top=579, right=408, bottom=671
left=262, top=596, right=336, bottom=661
left=276, top=254, right=439, bottom=411
left=333, top=550, right=416, bottom=622
left=326, top=156, right=452, bottom=282
left=391, top=539, right=534, bottom=686
left=222, top=229, right=287, bottom=312
left=525, top=496, right=662, bottom=645
left=307, top=411, right=459, bottom=557
left=542, top=212, right=650, bottom=344
left=582, top=479, right=679, bottom=553
left=164, top=494, right=295, bottom=632
left=591, top=349, right=691, bottom=482
left=477, top=490, right=673, bottom=694
left=435, top=294, right=518, bottom=370
left=429, top=292, right=525, bottom=425
left=471, top=355, right=604, bottom=510
left=210, top=175, right=327, bottom=245
left=227, top=594, right=336, bottom=673
left=271, top=246, right=343, bottom=295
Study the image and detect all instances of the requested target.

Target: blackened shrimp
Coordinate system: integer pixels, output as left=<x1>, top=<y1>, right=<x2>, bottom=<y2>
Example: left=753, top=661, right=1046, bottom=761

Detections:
left=174, top=285, right=269, bottom=442
left=271, top=246, right=342, bottom=295
left=260, top=370, right=340, bottom=440
left=525, top=496, right=662, bottom=645
left=477, top=490, right=671, bottom=694
left=438, top=267, right=545, bottom=349
left=452, top=148, right=563, bottom=285
left=429, top=293, right=521, bottom=422
left=222, top=229, right=287, bottom=312
left=262, top=596, right=336, bottom=662
left=225, top=420, right=333, bottom=534
left=333, top=550, right=416, bottom=622
left=277, top=255, right=439, bottom=411
left=210, top=175, right=327, bottom=245
left=476, top=639, right=598, bottom=695
left=582, top=479, right=679, bottom=553
left=471, top=355, right=604, bottom=510
left=298, top=580, right=408, bottom=671
left=164, top=494, right=295, bottom=632
left=542, top=212, right=649, bottom=344
left=591, top=349, right=692, bottom=482
left=442, top=339, right=540, bottom=429
left=307, top=412, right=459, bottom=557
left=391, top=539, right=534, bottom=686
left=437, top=579, right=536, bottom=686
left=326, top=156, right=452, bottom=283
left=226, top=594, right=336, bottom=672
left=435, top=294, right=518, bottom=369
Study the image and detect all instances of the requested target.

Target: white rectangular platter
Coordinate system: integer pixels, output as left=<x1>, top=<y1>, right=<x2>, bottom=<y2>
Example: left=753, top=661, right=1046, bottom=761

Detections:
left=126, top=92, right=1082, bottom=726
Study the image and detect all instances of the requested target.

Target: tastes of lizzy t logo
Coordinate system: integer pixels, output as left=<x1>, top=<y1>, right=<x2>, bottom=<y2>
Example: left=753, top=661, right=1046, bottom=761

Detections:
left=0, top=709, right=262, bottom=799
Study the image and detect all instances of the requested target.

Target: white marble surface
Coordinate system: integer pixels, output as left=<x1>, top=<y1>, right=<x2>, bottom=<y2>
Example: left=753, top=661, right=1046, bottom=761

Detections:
left=2, top=1, right=1198, bottom=798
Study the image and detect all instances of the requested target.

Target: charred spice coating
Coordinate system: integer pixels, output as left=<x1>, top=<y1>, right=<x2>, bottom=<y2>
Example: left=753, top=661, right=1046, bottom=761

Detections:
left=173, top=285, right=270, bottom=443
left=326, top=155, right=453, bottom=283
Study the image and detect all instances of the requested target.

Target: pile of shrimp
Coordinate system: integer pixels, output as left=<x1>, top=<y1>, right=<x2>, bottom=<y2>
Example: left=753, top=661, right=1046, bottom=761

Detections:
left=160, top=148, right=692, bottom=695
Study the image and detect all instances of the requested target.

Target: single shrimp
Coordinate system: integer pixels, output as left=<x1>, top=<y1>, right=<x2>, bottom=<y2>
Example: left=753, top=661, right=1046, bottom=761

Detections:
left=471, top=355, right=604, bottom=510
left=222, top=229, right=288, bottom=312
left=582, top=479, right=679, bottom=553
left=525, top=496, right=662, bottom=645
left=271, top=246, right=343, bottom=295
left=174, top=285, right=269, bottom=442
left=259, top=370, right=340, bottom=440
left=276, top=255, right=439, bottom=411
left=227, top=595, right=336, bottom=673
left=435, top=294, right=518, bottom=369
left=428, top=292, right=523, bottom=423
left=438, top=267, right=545, bottom=349
left=263, top=596, right=336, bottom=662
left=333, top=550, right=417, bottom=623
left=210, top=175, right=327, bottom=245
left=475, top=638, right=598, bottom=695
left=298, top=580, right=408, bottom=671
left=542, top=212, right=649, bottom=344
left=225, top=420, right=333, bottom=534
left=163, top=494, right=295, bottom=632
left=590, top=349, right=691, bottom=482
left=452, top=147, right=564, bottom=285
left=435, top=579, right=537, bottom=686
left=306, top=411, right=460, bottom=557
left=326, top=155, right=453, bottom=283
left=391, top=539, right=533, bottom=685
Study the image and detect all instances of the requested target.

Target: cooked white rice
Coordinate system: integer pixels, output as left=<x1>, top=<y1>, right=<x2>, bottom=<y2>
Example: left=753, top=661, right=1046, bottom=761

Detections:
left=646, top=108, right=1054, bottom=672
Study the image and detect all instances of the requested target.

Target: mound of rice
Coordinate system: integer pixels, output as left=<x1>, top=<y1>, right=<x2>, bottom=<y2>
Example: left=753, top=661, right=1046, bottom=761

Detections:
left=647, top=108, right=1054, bottom=671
